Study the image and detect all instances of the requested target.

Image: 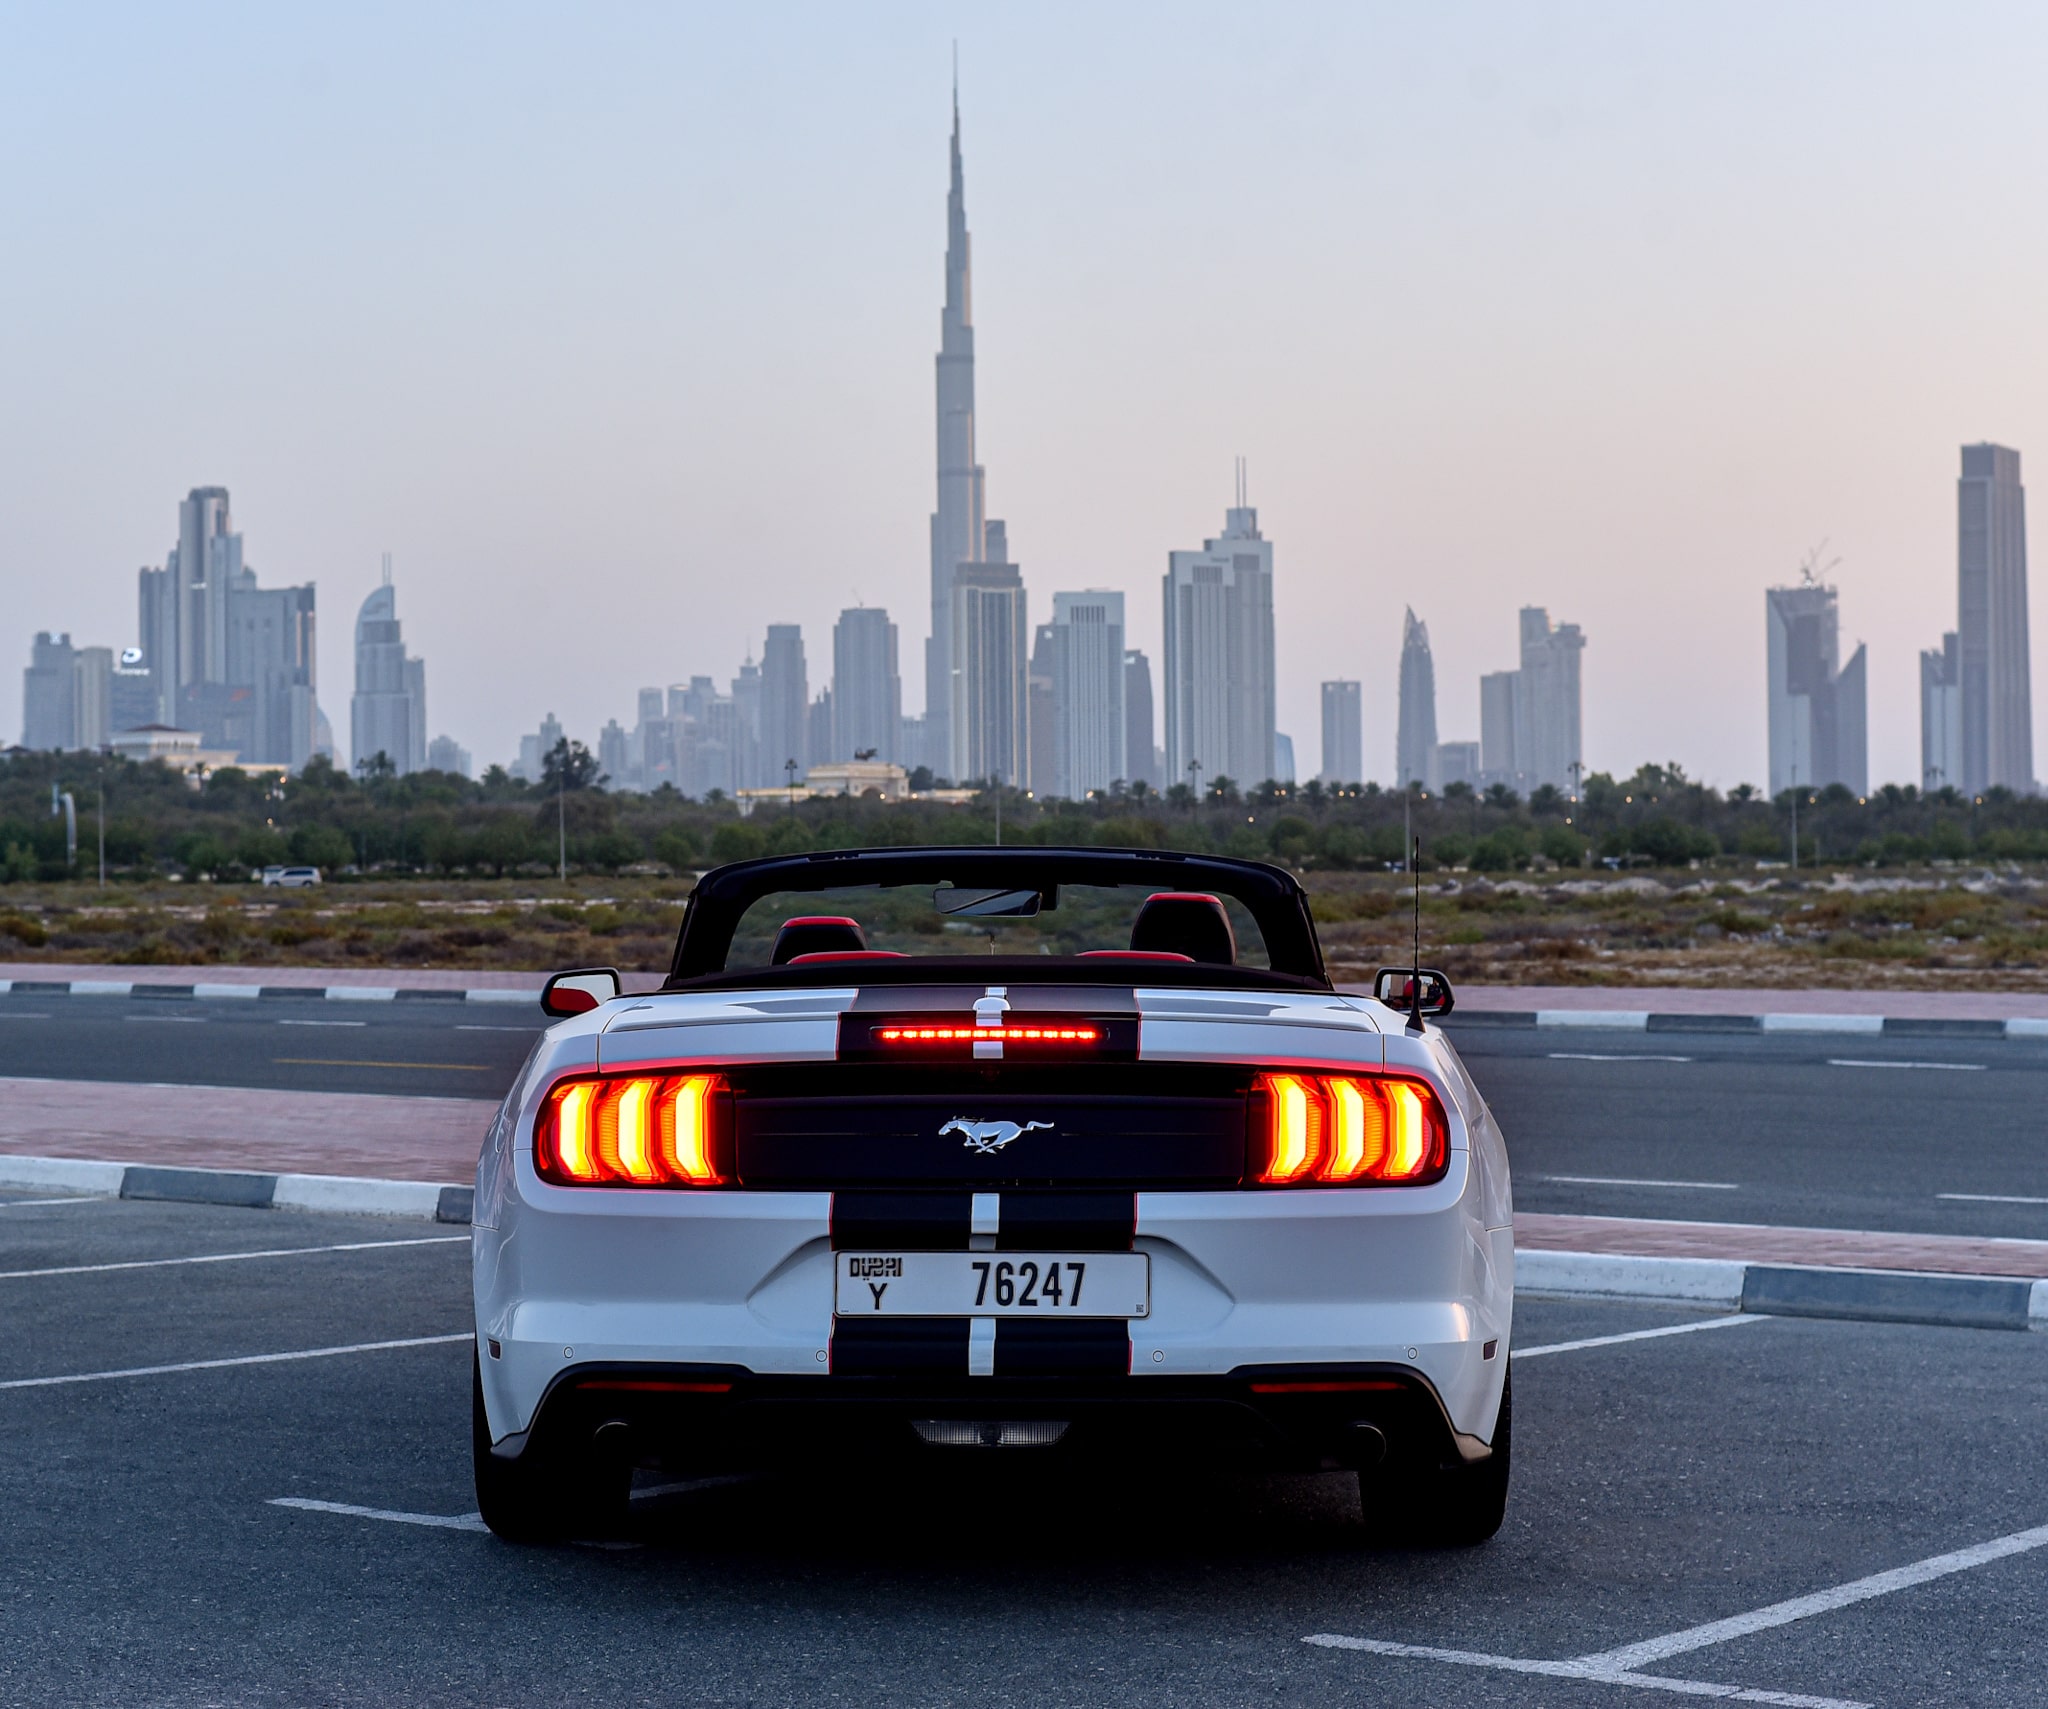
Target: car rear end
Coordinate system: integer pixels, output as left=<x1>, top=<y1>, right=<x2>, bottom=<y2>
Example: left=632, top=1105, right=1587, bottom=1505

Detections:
left=471, top=979, right=1513, bottom=1535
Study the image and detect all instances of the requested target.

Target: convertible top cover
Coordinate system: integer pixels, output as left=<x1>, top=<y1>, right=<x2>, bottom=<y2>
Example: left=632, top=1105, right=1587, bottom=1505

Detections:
left=662, top=845, right=1331, bottom=990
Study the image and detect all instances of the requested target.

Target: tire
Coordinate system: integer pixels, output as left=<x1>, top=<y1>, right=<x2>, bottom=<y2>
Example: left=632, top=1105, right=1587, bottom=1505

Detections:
left=472, top=1355, right=631, bottom=1543
left=1359, top=1368, right=1511, bottom=1547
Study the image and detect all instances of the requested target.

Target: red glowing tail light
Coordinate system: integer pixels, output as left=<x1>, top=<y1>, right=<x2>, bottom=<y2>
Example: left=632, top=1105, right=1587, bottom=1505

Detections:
left=1253, top=1072, right=1448, bottom=1186
left=873, top=1024, right=1102, bottom=1045
left=535, top=1073, right=730, bottom=1187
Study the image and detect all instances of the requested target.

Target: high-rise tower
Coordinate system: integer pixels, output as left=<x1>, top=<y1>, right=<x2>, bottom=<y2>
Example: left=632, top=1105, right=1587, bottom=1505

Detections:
left=1956, top=444, right=2034, bottom=794
left=925, top=87, right=987, bottom=774
left=1396, top=609, right=1439, bottom=791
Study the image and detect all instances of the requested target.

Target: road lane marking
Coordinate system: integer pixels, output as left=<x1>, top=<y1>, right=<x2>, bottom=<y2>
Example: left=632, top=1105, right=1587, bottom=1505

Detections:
left=1548, top=1052, right=1694, bottom=1063
left=123, top=1014, right=205, bottom=1023
left=270, top=1497, right=489, bottom=1532
left=1302, top=1635, right=1864, bottom=1707
left=1827, top=1058, right=1986, bottom=1072
left=277, top=1019, right=367, bottom=1027
left=0, top=1234, right=465, bottom=1281
left=1578, top=1518, right=2048, bottom=1672
left=0, top=1012, right=50, bottom=1019
left=0, top=1197, right=102, bottom=1210
left=456, top=1024, right=539, bottom=1032
left=1541, top=1175, right=1739, bottom=1191
left=273, top=1057, right=494, bottom=1071
left=1939, top=1192, right=2048, bottom=1205
left=0, top=1331, right=471, bottom=1391
left=1514, top=1315, right=1764, bottom=1360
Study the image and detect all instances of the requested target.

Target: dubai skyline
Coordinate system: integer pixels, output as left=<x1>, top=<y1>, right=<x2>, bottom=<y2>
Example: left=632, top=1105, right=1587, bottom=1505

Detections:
left=7, top=4, right=2048, bottom=789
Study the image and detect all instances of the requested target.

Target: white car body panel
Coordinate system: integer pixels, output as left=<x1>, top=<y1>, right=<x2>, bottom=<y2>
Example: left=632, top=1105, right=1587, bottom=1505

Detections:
left=474, top=981, right=1513, bottom=1458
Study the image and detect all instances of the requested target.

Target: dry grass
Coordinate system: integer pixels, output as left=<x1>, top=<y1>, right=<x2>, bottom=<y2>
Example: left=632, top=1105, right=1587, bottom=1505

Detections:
left=2, top=865, right=2046, bottom=988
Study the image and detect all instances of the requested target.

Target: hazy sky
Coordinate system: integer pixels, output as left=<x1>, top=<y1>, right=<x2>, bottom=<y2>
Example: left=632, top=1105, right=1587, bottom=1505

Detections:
left=7, top=1, right=2048, bottom=788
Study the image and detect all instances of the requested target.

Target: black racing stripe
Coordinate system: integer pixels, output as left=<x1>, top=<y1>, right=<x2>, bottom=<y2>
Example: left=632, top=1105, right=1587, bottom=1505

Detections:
left=830, top=1317, right=969, bottom=1376
left=831, top=1191, right=973, bottom=1250
left=996, top=1192, right=1136, bottom=1251
left=992, top=1318, right=1131, bottom=1377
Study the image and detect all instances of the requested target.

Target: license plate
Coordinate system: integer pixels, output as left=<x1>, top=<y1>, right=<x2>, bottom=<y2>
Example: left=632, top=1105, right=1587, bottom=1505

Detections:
left=835, top=1251, right=1149, bottom=1318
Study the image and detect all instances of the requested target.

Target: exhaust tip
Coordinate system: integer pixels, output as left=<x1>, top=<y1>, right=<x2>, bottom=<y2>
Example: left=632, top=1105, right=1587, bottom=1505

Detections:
left=1346, top=1422, right=1388, bottom=1468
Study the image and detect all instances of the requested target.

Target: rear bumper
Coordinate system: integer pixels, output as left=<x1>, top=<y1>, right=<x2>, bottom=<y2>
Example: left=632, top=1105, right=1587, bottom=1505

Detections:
left=488, top=1358, right=1491, bottom=1475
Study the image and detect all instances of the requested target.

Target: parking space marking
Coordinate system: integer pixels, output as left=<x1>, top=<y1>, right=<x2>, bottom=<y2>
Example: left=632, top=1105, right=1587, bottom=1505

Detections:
left=1827, top=1059, right=1985, bottom=1072
left=1303, top=1634, right=1863, bottom=1707
left=270, top=1497, right=488, bottom=1533
left=1514, top=1315, right=1765, bottom=1361
left=1939, top=1192, right=2048, bottom=1206
left=1548, top=1053, right=1695, bottom=1063
left=1541, top=1175, right=1740, bottom=1191
left=0, top=1234, right=466, bottom=1281
left=0, top=1331, right=471, bottom=1391
left=1310, top=1514, right=2048, bottom=1707
left=1579, top=1518, right=2048, bottom=1673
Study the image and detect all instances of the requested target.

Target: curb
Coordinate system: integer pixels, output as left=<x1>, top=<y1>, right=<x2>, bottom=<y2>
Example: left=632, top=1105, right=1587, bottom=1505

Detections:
left=1450, top=1010, right=2048, bottom=1039
left=0, top=980, right=538, bottom=1006
left=1515, top=1248, right=2048, bottom=1333
left=3, top=1153, right=2043, bottom=1335
left=0, top=1155, right=473, bottom=1225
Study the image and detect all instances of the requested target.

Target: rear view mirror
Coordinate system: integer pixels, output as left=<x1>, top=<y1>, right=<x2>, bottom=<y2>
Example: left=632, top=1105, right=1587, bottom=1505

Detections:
left=1373, top=966, right=1456, bottom=1018
left=540, top=967, right=622, bottom=1018
left=933, top=886, right=1045, bottom=919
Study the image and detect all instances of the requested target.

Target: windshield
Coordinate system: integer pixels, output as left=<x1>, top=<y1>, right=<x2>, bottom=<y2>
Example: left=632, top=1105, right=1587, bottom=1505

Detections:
left=727, top=882, right=1273, bottom=969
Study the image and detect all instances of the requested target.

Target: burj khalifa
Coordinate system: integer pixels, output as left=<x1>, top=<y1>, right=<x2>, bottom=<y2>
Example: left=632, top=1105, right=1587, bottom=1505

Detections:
left=924, top=88, right=986, bottom=775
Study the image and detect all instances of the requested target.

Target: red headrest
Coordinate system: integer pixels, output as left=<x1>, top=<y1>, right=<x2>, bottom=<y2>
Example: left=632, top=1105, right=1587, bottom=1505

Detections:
left=771, top=915, right=867, bottom=965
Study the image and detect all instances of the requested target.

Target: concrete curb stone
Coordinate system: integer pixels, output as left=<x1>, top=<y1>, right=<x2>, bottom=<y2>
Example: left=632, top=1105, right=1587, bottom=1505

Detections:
left=1447, top=1009, right=2048, bottom=1039
left=0, top=978, right=543, bottom=1006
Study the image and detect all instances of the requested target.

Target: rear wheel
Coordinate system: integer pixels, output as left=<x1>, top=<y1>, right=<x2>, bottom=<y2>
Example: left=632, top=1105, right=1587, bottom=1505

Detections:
left=1359, top=1368, right=1511, bottom=1547
left=472, top=1355, right=631, bottom=1542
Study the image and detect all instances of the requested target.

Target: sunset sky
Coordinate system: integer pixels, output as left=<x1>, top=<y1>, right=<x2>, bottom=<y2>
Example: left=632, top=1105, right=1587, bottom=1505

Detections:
left=7, top=1, right=2048, bottom=788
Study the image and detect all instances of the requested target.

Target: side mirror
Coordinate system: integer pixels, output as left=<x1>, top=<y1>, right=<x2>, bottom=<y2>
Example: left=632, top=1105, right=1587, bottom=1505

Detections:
left=540, top=967, right=622, bottom=1019
left=1373, top=966, right=1456, bottom=1019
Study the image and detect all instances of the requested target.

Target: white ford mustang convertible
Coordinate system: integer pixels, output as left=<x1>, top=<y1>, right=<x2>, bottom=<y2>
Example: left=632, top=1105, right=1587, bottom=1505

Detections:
left=471, top=847, right=1514, bottom=1543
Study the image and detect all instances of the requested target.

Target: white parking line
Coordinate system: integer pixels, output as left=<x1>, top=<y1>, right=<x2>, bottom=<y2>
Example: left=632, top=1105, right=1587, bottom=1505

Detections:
left=1309, top=1515, right=2048, bottom=1707
left=1514, top=1315, right=1764, bottom=1360
left=278, top=1019, right=367, bottom=1027
left=270, top=1497, right=488, bottom=1532
left=1548, top=1052, right=1694, bottom=1063
left=1939, top=1192, right=2048, bottom=1206
left=0, top=1331, right=471, bottom=1391
left=1542, top=1175, right=1739, bottom=1191
left=1827, top=1058, right=1985, bottom=1072
left=0, top=1234, right=465, bottom=1281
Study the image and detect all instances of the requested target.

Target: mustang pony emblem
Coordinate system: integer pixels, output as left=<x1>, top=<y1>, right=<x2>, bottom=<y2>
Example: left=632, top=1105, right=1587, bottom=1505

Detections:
left=941, top=1117, right=1053, bottom=1155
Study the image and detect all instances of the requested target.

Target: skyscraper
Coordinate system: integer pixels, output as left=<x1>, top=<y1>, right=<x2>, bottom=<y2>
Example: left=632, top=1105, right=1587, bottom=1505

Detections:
left=1512, top=608, right=1587, bottom=794
left=1920, top=633, right=1963, bottom=794
left=1478, top=670, right=1517, bottom=784
left=21, top=632, right=76, bottom=750
left=1162, top=478, right=1276, bottom=793
left=759, top=624, right=809, bottom=783
left=926, top=88, right=988, bottom=774
left=950, top=537, right=1028, bottom=788
left=1123, top=650, right=1158, bottom=789
left=1766, top=581, right=1866, bottom=797
left=1956, top=443, right=2034, bottom=794
left=832, top=607, right=901, bottom=764
left=1027, top=620, right=1056, bottom=796
left=1320, top=680, right=1362, bottom=784
left=1396, top=608, right=1439, bottom=791
left=227, top=572, right=318, bottom=771
left=172, top=486, right=239, bottom=698
left=351, top=568, right=426, bottom=775
left=1050, top=590, right=1127, bottom=799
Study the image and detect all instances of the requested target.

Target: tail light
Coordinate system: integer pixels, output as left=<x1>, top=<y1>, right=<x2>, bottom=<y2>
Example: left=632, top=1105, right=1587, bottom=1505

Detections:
left=1253, top=1072, right=1448, bottom=1186
left=535, top=1073, right=730, bottom=1187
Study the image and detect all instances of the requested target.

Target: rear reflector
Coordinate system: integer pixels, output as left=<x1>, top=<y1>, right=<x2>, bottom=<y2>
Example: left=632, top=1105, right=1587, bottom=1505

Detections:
left=536, top=1073, right=730, bottom=1187
left=1253, top=1072, right=1449, bottom=1186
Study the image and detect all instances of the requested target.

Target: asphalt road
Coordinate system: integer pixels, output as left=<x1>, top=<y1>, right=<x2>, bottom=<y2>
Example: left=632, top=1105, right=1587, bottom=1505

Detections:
left=0, top=988, right=543, bottom=1100
left=5, top=993, right=2047, bottom=1241
left=1450, top=1022, right=2048, bottom=1240
left=2, top=1189, right=2045, bottom=1707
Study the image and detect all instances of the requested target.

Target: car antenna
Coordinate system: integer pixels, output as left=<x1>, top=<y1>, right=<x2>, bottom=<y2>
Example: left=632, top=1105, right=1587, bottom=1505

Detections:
left=1407, top=835, right=1425, bottom=1033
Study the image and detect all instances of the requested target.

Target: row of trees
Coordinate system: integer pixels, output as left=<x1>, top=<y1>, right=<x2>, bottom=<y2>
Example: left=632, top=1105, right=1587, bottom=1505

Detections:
left=3, top=744, right=2046, bottom=883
